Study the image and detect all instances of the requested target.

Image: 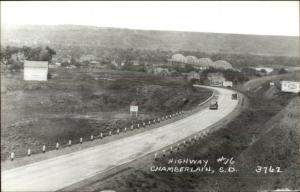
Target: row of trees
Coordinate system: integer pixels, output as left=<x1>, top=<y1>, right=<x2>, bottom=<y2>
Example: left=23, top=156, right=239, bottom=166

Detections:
left=1, top=46, right=56, bottom=70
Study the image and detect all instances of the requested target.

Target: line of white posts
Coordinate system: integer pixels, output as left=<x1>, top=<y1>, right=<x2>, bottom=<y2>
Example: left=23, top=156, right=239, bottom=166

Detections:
left=9, top=111, right=185, bottom=161
left=154, top=130, right=210, bottom=161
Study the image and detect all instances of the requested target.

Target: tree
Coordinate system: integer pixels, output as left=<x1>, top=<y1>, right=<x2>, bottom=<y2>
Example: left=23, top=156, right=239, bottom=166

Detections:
left=260, top=69, right=267, bottom=74
left=22, top=46, right=56, bottom=61
left=45, top=46, right=56, bottom=61
left=0, top=46, right=20, bottom=68
left=278, top=68, right=287, bottom=74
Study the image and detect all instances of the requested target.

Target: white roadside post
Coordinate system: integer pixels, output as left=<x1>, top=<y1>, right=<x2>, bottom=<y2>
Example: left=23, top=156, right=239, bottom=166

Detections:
left=143, top=122, right=146, bottom=127
left=177, top=143, right=180, bottom=150
left=170, top=146, right=173, bottom=153
left=100, top=132, right=103, bottom=139
left=148, top=121, right=151, bottom=125
left=68, top=140, right=72, bottom=146
left=80, top=137, right=83, bottom=144
left=56, top=142, right=59, bottom=150
left=162, top=150, right=166, bottom=157
left=10, top=152, right=15, bottom=161
left=42, top=145, right=46, bottom=153
left=131, top=125, right=134, bottom=130
left=91, top=135, right=94, bottom=141
left=124, top=127, right=127, bottom=132
left=117, top=129, right=120, bottom=134
left=194, top=135, right=197, bottom=141
left=154, top=153, right=158, bottom=161
left=27, top=149, right=31, bottom=157
left=109, top=131, right=112, bottom=136
left=137, top=124, right=140, bottom=128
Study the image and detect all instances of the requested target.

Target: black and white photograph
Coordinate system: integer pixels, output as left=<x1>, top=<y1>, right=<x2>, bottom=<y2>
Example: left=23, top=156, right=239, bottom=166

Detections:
left=1, top=1, right=299, bottom=192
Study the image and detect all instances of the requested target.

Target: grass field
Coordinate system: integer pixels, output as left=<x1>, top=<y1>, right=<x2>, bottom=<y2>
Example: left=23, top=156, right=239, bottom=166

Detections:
left=81, top=74, right=300, bottom=192
left=1, top=68, right=211, bottom=160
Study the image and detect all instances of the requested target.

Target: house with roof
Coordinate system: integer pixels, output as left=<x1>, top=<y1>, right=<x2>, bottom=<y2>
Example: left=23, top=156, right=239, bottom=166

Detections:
left=207, top=72, right=226, bottom=86
left=186, top=71, right=201, bottom=81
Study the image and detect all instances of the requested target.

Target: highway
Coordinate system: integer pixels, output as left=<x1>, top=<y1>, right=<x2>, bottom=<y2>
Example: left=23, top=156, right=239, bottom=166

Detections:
left=1, top=86, right=239, bottom=191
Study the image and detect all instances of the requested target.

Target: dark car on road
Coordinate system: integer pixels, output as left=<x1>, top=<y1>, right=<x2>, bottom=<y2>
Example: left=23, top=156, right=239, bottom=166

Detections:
left=209, top=99, right=218, bottom=110
left=231, top=93, right=238, bottom=100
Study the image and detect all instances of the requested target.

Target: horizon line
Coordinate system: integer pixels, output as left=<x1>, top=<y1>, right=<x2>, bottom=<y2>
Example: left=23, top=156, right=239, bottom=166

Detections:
left=3, top=23, right=299, bottom=38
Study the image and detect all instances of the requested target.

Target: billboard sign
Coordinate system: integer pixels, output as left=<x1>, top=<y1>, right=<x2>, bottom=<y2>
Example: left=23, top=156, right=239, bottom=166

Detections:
left=281, top=81, right=300, bottom=93
left=130, top=105, right=138, bottom=112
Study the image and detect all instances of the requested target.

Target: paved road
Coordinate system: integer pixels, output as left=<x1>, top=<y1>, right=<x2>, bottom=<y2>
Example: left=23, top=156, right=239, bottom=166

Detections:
left=1, top=86, right=239, bottom=192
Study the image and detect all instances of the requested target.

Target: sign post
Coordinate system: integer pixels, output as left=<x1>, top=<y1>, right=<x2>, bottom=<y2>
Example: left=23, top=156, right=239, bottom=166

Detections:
left=130, top=105, right=139, bottom=117
left=10, top=152, right=15, bottom=161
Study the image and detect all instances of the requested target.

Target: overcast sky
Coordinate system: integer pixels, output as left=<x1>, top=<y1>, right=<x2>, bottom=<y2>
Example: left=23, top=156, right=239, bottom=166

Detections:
left=1, top=1, right=299, bottom=36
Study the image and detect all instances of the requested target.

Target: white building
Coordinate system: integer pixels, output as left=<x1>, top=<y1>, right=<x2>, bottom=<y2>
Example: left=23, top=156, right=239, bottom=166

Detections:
left=207, top=72, right=226, bottom=86
left=253, top=67, right=274, bottom=74
left=24, top=60, right=48, bottom=81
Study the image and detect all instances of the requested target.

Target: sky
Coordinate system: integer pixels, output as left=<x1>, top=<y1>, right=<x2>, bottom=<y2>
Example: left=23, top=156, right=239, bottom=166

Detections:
left=1, top=1, right=299, bottom=36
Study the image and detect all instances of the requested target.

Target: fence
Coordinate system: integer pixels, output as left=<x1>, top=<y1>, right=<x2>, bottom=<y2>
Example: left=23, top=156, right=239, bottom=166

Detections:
left=9, top=111, right=185, bottom=161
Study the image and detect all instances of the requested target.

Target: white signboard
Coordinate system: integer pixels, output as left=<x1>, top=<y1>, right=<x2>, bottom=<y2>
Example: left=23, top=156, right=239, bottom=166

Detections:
left=223, top=81, right=233, bottom=87
left=281, top=81, right=300, bottom=93
left=130, top=105, right=138, bottom=112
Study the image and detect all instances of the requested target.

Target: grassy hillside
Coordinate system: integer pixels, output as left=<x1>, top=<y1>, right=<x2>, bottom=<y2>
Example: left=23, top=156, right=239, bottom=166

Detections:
left=1, top=69, right=211, bottom=160
left=235, top=97, right=300, bottom=190
left=2, top=25, right=299, bottom=57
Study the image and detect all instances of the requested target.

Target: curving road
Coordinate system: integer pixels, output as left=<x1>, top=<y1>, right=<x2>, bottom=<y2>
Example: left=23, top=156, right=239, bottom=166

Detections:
left=1, top=86, right=239, bottom=191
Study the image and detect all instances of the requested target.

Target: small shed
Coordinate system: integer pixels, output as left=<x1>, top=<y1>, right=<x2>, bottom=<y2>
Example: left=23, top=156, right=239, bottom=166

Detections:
left=24, top=60, right=48, bottom=81
left=187, top=71, right=200, bottom=81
